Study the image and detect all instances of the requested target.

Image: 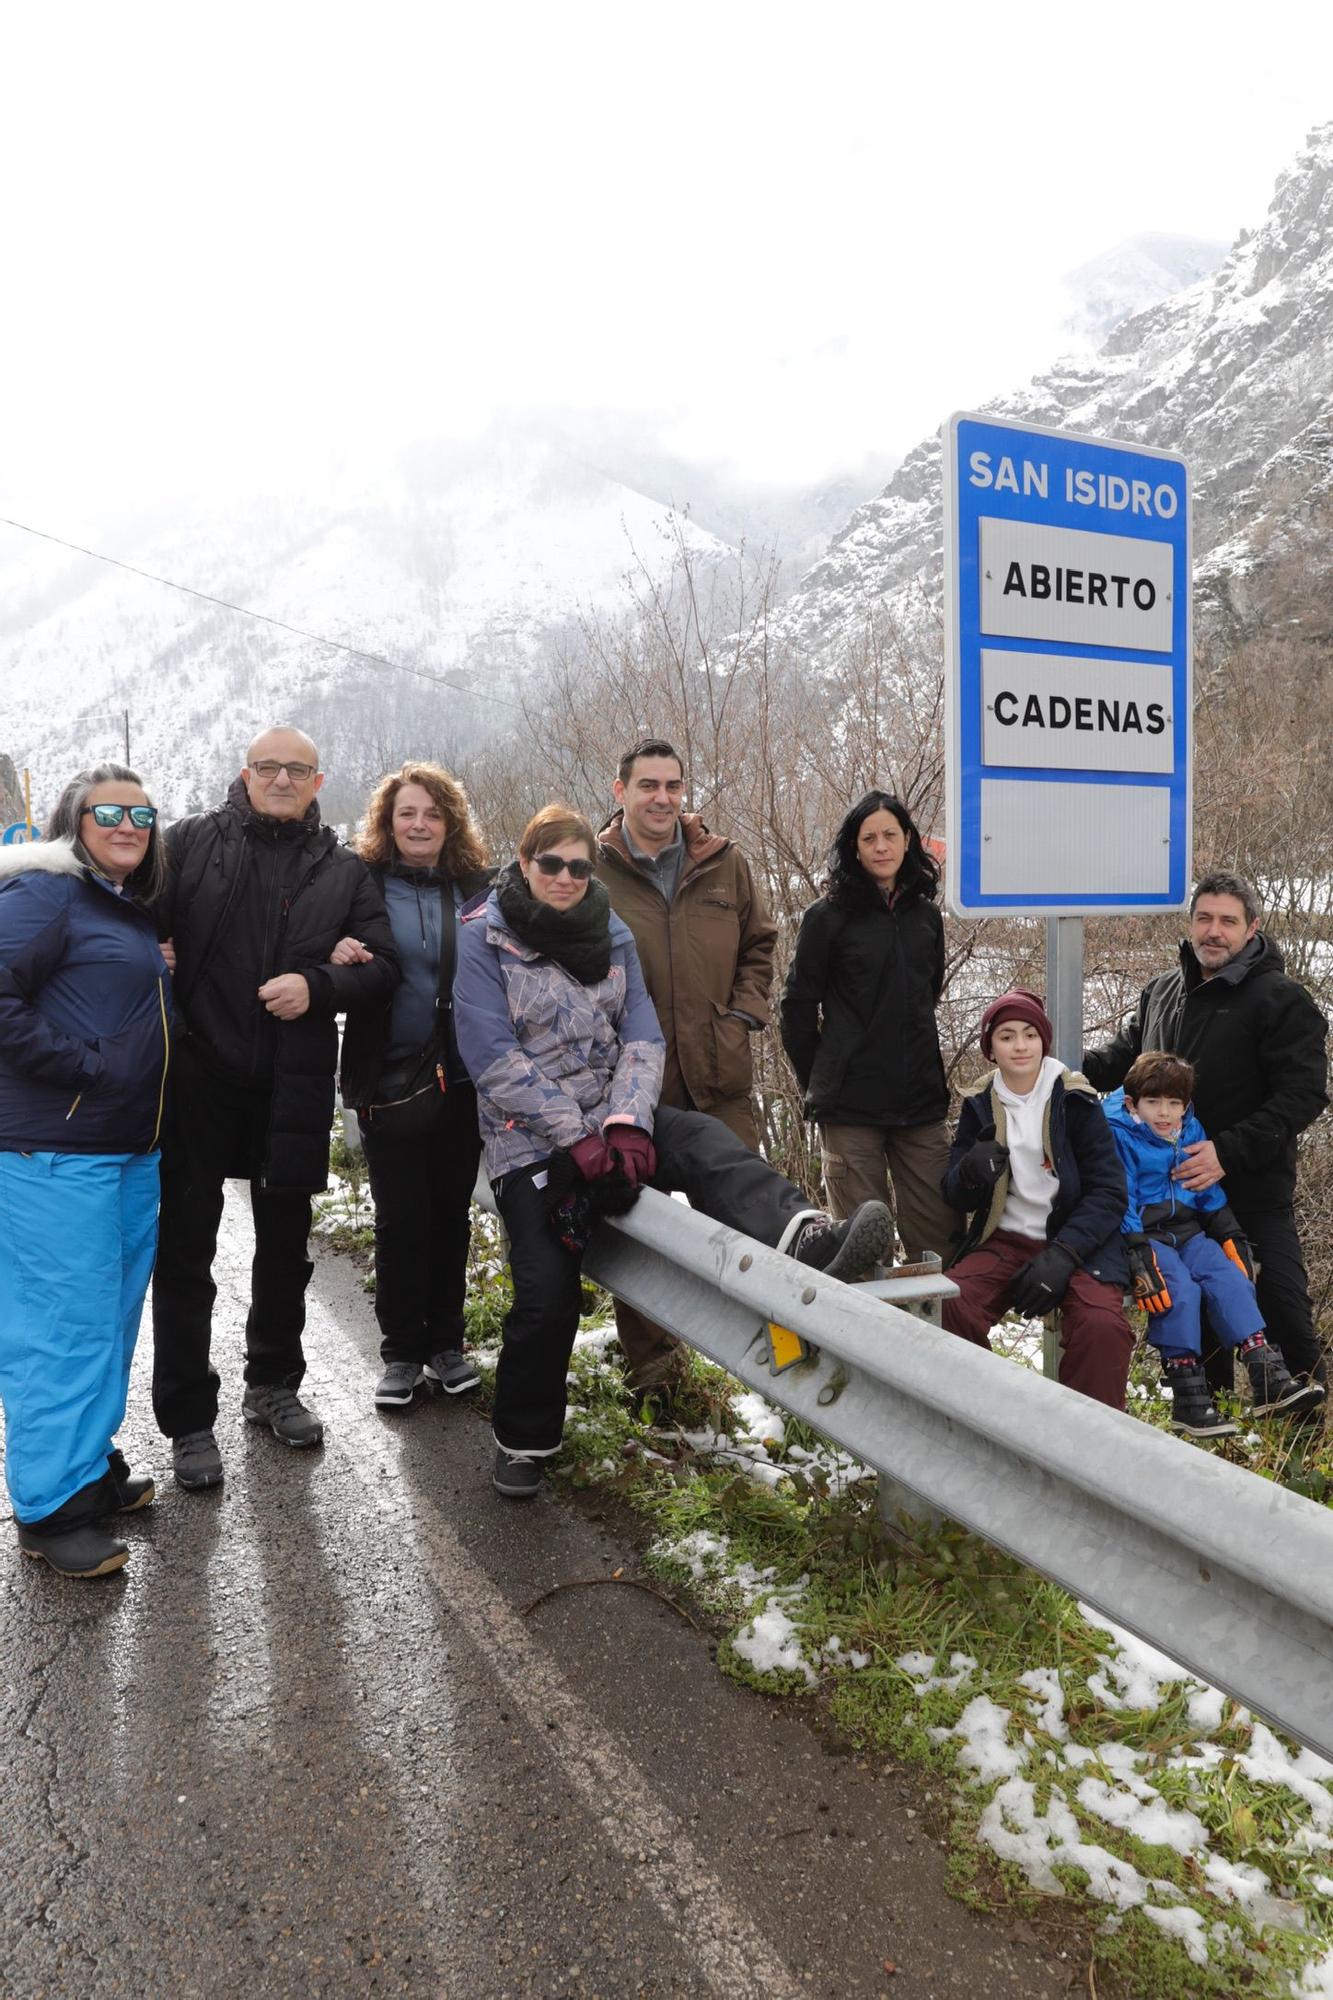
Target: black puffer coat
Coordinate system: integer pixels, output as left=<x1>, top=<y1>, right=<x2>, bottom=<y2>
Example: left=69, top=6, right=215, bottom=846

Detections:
left=779, top=892, right=948, bottom=1126
left=1083, top=933, right=1328, bottom=1211
left=161, top=779, right=400, bottom=1189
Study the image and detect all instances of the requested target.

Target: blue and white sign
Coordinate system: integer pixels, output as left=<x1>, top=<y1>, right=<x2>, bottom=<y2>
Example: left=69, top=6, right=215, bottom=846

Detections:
left=943, top=413, right=1191, bottom=916
left=1, top=821, right=40, bottom=845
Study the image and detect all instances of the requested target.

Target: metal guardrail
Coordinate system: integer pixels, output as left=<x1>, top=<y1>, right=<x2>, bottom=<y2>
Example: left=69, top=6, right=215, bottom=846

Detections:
left=569, top=1187, right=1333, bottom=1764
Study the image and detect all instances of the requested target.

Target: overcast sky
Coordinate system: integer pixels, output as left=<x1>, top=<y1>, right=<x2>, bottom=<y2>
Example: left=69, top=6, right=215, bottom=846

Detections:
left=3, top=1, right=1333, bottom=524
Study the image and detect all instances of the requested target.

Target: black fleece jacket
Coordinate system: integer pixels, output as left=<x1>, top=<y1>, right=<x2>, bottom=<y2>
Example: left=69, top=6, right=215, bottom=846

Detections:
left=1083, top=933, right=1328, bottom=1211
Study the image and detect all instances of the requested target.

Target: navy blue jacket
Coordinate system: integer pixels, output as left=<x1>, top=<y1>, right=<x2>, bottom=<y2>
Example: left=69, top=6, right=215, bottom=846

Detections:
left=943, top=1068, right=1130, bottom=1288
left=0, top=841, right=173, bottom=1154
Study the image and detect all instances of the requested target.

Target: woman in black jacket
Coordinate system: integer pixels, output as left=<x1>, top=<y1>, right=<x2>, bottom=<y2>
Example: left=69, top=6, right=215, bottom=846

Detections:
left=339, top=764, right=494, bottom=1410
left=780, top=791, right=957, bottom=1263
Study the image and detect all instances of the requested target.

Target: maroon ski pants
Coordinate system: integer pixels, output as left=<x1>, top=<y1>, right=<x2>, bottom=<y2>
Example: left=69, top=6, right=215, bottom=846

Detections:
left=942, top=1228, right=1134, bottom=1411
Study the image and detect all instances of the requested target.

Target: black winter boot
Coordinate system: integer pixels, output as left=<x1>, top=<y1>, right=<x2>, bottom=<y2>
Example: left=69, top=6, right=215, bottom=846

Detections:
left=107, top=1448, right=156, bottom=1512
left=15, top=1481, right=129, bottom=1578
left=1165, top=1362, right=1239, bottom=1439
left=1244, top=1343, right=1327, bottom=1419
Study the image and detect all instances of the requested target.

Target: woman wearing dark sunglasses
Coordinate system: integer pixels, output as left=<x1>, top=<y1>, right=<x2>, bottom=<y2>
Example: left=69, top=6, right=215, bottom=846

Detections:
left=0, top=764, right=173, bottom=1577
left=454, top=805, right=893, bottom=1499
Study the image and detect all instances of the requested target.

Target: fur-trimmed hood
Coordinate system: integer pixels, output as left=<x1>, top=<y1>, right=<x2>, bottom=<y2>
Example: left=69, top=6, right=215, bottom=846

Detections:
left=0, top=837, right=83, bottom=880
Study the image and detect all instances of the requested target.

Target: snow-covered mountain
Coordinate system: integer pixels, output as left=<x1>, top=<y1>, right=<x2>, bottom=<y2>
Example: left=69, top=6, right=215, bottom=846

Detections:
left=0, top=426, right=735, bottom=820
left=778, top=123, right=1333, bottom=664
left=1060, top=234, right=1228, bottom=345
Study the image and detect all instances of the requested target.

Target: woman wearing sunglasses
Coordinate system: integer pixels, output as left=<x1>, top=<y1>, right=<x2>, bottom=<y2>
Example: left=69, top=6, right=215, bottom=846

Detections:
left=455, top=805, right=893, bottom=1498
left=0, top=765, right=173, bottom=1577
left=339, top=764, right=494, bottom=1409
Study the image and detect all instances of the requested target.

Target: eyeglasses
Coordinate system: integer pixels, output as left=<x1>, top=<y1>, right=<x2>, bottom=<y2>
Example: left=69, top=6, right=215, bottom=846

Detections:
left=532, top=853, right=593, bottom=880
left=83, top=804, right=158, bottom=829
left=249, top=760, right=317, bottom=781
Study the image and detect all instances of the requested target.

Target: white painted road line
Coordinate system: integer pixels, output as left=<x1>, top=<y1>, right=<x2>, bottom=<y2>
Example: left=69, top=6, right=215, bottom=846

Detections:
left=299, top=1288, right=804, bottom=2000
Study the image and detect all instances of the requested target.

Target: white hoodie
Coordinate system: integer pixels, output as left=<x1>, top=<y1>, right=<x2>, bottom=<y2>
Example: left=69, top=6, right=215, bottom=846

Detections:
left=993, top=1053, right=1064, bottom=1240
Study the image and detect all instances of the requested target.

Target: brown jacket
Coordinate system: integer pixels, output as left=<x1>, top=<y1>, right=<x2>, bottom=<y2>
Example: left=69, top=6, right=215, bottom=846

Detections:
left=597, top=810, right=776, bottom=1117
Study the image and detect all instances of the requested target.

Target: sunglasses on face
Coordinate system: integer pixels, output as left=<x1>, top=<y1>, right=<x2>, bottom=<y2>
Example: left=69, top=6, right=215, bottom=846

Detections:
left=249, top=760, right=316, bottom=781
left=83, top=804, right=158, bottom=829
left=531, top=853, right=593, bottom=880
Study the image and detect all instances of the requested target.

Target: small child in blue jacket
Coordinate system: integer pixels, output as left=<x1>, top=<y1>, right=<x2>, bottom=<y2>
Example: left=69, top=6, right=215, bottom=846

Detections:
left=1104, top=1050, right=1324, bottom=1435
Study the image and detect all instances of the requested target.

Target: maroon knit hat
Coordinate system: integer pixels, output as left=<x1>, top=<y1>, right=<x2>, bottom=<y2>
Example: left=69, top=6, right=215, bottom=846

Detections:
left=979, top=987, right=1053, bottom=1059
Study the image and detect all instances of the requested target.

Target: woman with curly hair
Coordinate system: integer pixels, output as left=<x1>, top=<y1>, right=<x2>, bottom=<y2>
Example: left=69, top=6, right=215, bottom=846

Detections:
left=780, top=790, right=957, bottom=1265
left=338, top=763, right=495, bottom=1409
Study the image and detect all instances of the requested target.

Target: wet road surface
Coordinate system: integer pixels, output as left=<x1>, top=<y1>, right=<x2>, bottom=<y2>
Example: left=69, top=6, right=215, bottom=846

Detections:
left=1, top=1189, right=1079, bottom=1998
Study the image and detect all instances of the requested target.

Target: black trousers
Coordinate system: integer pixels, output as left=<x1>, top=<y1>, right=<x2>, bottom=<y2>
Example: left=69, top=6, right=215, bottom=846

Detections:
left=1202, top=1202, right=1326, bottom=1393
left=152, top=1049, right=315, bottom=1437
left=360, top=1083, right=481, bottom=1364
left=492, top=1105, right=814, bottom=1453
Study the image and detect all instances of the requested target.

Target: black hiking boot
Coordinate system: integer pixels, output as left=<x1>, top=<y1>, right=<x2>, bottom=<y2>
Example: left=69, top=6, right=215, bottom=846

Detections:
left=1165, top=1362, right=1240, bottom=1439
left=1245, top=1344, right=1327, bottom=1418
left=789, top=1202, right=895, bottom=1284
left=424, top=1349, right=481, bottom=1396
left=242, top=1385, right=324, bottom=1447
left=172, top=1429, right=224, bottom=1490
left=107, top=1448, right=155, bottom=1512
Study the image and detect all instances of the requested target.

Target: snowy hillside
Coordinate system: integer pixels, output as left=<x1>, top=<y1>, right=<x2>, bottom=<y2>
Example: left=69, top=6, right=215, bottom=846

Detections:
left=0, top=427, right=733, bottom=819
left=778, top=123, right=1333, bottom=664
left=1060, top=234, right=1228, bottom=345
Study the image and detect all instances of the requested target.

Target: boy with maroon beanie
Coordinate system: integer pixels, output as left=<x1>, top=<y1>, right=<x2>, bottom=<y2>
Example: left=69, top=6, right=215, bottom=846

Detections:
left=941, top=990, right=1135, bottom=1410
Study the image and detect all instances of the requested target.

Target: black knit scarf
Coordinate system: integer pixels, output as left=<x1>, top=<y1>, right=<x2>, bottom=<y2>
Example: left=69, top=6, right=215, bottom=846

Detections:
left=495, top=860, right=613, bottom=984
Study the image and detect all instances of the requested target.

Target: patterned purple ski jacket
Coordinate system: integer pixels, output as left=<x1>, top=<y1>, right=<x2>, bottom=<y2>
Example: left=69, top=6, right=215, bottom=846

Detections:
left=454, top=890, right=665, bottom=1181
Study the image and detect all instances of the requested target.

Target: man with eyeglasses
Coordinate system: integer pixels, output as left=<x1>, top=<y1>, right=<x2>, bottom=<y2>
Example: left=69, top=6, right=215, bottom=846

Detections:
left=151, top=726, right=400, bottom=1489
left=597, top=737, right=776, bottom=1395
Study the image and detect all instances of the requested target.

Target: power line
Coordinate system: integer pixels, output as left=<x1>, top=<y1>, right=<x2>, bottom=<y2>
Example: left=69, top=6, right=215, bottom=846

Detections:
left=0, top=513, right=522, bottom=711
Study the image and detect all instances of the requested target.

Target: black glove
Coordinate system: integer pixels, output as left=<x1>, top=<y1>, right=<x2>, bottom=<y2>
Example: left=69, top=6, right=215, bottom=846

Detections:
left=545, top=1146, right=641, bottom=1255
left=959, top=1139, right=1010, bottom=1191
left=1126, top=1233, right=1172, bottom=1313
left=1204, top=1205, right=1255, bottom=1280
left=1011, top=1242, right=1079, bottom=1317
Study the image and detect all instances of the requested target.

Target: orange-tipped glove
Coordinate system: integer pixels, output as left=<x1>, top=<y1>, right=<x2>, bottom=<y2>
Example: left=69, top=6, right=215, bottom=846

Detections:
left=1205, top=1205, right=1255, bottom=1280
left=1127, top=1234, right=1172, bottom=1314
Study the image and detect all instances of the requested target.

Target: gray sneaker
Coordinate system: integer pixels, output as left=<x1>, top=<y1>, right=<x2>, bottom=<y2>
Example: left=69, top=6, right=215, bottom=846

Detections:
left=172, top=1429, right=224, bottom=1490
left=425, top=1348, right=481, bottom=1395
left=374, top=1360, right=423, bottom=1408
left=242, top=1385, right=324, bottom=1448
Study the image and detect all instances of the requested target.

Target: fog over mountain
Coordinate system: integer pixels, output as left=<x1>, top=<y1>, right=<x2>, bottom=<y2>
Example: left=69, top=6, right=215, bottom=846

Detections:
left=776, top=123, right=1333, bottom=667
left=5, top=120, right=1324, bottom=819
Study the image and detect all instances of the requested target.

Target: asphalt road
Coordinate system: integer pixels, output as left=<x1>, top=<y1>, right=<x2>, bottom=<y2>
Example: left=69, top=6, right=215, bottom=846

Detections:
left=1, top=1189, right=1079, bottom=1999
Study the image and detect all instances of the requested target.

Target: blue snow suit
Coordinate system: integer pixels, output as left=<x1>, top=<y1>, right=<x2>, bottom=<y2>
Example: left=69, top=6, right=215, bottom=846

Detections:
left=1103, top=1087, right=1263, bottom=1359
left=0, top=839, right=173, bottom=1522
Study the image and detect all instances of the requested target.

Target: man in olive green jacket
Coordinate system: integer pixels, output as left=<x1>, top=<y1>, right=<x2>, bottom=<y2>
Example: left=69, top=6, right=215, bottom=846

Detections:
left=597, top=738, right=777, bottom=1388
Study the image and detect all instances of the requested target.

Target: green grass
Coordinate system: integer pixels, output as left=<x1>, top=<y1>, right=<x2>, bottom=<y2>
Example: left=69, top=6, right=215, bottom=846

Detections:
left=373, top=1211, right=1333, bottom=1996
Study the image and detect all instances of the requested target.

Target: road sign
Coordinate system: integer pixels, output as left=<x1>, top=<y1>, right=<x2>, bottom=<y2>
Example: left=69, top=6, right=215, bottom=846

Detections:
left=943, top=413, right=1191, bottom=916
left=1, top=821, right=40, bottom=845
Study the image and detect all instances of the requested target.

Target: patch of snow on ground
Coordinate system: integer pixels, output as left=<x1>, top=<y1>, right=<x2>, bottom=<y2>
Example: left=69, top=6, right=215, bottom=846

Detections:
left=1141, top=1903, right=1211, bottom=1965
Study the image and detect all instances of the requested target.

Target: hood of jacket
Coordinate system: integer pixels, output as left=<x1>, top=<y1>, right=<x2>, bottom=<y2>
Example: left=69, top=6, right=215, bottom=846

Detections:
left=598, top=808, right=727, bottom=875
left=1178, top=928, right=1281, bottom=994
left=0, top=837, right=85, bottom=882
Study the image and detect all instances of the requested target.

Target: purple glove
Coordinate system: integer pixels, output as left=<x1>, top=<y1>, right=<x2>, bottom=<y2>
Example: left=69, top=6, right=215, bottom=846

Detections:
left=569, top=1134, right=613, bottom=1181
left=605, top=1126, right=657, bottom=1189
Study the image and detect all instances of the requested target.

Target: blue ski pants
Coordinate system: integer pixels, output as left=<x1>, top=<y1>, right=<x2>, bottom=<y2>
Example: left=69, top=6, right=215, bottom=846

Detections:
left=0, top=1150, right=160, bottom=1523
left=1147, top=1232, right=1264, bottom=1362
